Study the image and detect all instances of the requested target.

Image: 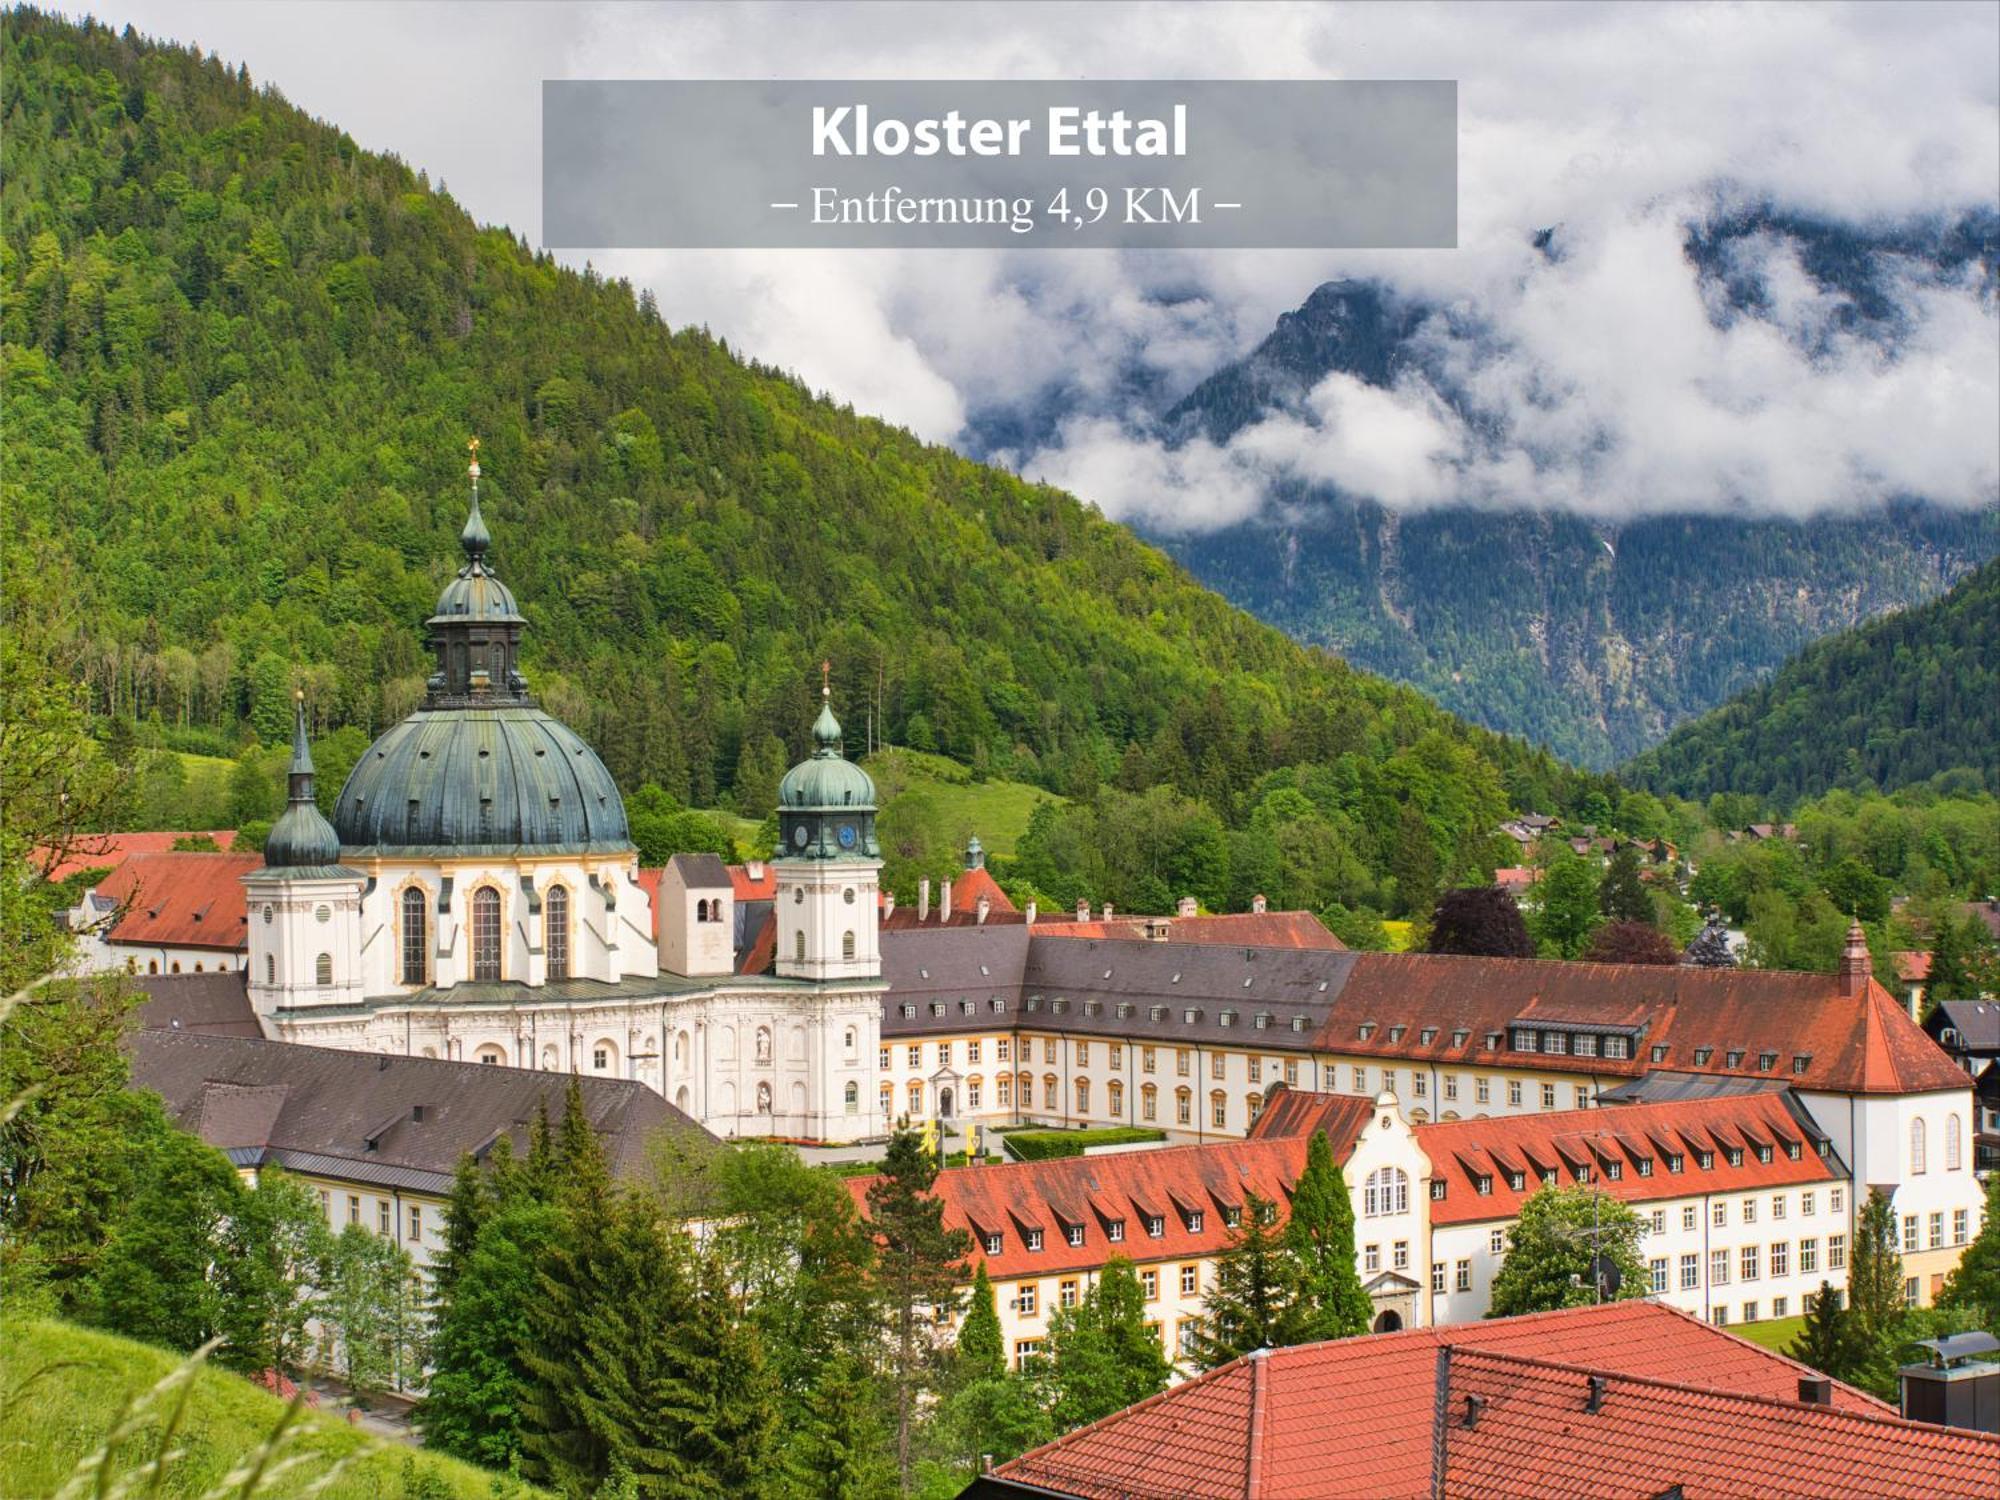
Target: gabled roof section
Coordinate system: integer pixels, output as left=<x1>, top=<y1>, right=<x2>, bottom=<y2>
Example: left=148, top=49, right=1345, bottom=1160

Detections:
left=129, top=1031, right=717, bottom=1194
left=99, top=851, right=263, bottom=951
left=1243, top=1084, right=1379, bottom=1161
left=1034, top=910, right=1344, bottom=950
left=1438, top=1347, right=2000, bottom=1500
left=664, top=852, right=731, bottom=890
left=38, top=830, right=239, bottom=883
left=130, top=971, right=261, bottom=1037
left=987, top=1302, right=1896, bottom=1500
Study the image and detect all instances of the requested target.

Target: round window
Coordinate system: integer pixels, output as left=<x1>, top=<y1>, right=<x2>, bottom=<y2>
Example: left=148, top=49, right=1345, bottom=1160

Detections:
left=793, top=887, right=805, bottom=905
left=315, top=904, right=332, bottom=924
left=262, top=905, right=274, bottom=925
left=844, top=887, right=856, bottom=905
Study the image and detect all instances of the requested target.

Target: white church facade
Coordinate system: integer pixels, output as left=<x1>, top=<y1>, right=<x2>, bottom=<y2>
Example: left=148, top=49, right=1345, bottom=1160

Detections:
left=244, top=450, right=886, bottom=1143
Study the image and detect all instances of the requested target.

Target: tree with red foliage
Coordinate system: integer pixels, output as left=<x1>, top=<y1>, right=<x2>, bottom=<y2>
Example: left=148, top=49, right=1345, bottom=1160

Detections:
left=1426, top=886, right=1535, bottom=959
left=1583, top=920, right=1680, bottom=966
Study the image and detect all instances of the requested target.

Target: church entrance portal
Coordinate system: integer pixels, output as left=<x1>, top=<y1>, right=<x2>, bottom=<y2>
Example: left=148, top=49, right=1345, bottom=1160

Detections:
left=1373, top=1310, right=1403, bottom=1333
left=938, top=1087, right=955, bottom=1119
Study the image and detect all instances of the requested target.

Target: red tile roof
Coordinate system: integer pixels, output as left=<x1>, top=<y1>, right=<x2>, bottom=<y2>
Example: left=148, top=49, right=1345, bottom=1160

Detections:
left=1439, top=1346, right=2000, bottom=1499
left=1492, top=865, right=1538, bottom=891
left=879, top=866, right=1023, bottom=930
left=1894, top=950, right=1934, bottom=983
left=1410, top=1092, right=1840, bottom=1225
left=39, top=830, right=238, bottom=882
left=99, top=852, right=263, bottom=952
left=1309, top=952, right=1968, bottom=1095
left=1035, top=911, right=1344, bottom=950
left=728, top=862, right=777, bottom=901
left=991, top=1301, right=1896, bottom=1500
left=847, top=1116, right=1366, bottom=1279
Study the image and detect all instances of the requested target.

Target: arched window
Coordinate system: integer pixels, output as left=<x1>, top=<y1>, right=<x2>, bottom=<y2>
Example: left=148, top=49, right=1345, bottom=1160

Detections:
left=546, top=886, right=570, bottom=980
left=148, top=960, right=159, bottom=974
left=1018, top=1073, right=1033, bottom=1109
left=696, top=898, right=709, bottom=922
left=1109, top=1080, right=1124, bottom=1115
left=472, top=887, right=502, bottom=981
left=315, top=952, right=332, bottom=986
left=1075, top=1077, right=1091, bottom=1114
left=842, top=930, right=856, bottom=960
left=170, top=961, right=181, bottom=974
left=1142, top=1083, right=1157, bottom=1121
left=401, top=887, right=427, bottom=985
left=1175, top=1087, right=1192, bottom=1125
left=997, top=1074, right=1013, bottom=1107
left=265, top=954, right=275, bottom=985
left=1364, top=1167, right=1410, bottom=1217
left=1947, top=1114, right=1963, bottom=1170
left=1248, top=1092, right=1264, bottom=1123
left=675, top=1030, right=689, bottom=1066
left=593, top=1040, right=617, bottom=1073
left=845, top=1081, right=859, bottom=1113
left=1911, top=1117, right=1928, bottom=1175
left=795, top=931, right=806, bottom=964
left=475, top=1044, right=506, bottom=1066
left=1211, top=1091, right=1228, bottom=1128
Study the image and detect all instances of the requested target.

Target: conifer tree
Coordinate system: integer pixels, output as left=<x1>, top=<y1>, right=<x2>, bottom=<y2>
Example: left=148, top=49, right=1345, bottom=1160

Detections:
left=865, top=1120, right=972, bottom=1492
left=1791, top=1282, right=1865, bottom=1384
left=1844, top=1188, right=1912, bottom=1397
left=955, top=1262, right=1005, bottom=1386
left=1195, top=1191, right=1307, bottom=1368
left=1939, top=1171, right=2000, bottom=1335
left=555, top=1075, right=611, bottom=1209
left=430, top=1150, right=490, bottom=1307
left=1598, top=844, right=1653, bottom=923
left=525, top=1096, right=556, bottom=1198
left=1283, top=1131, right=1373, bottom=1341
left=786, top=1351, right=898, bottom=1500
left=1042, top=1257, right=1172, bottom=1430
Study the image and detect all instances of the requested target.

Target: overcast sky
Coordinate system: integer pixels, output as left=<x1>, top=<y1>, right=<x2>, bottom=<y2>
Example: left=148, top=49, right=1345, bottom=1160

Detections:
left=83, top=1, right=2000, bottom=530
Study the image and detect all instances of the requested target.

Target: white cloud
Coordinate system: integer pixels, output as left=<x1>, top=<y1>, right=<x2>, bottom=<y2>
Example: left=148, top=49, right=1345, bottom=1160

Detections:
left=87, top=1, right=2000, bottom=524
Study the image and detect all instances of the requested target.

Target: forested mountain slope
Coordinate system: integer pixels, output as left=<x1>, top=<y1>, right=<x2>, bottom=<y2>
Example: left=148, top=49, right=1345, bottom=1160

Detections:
left=1623, top=557, right=2000, bottom=804
left=1, top=11, right=1594, bottom=906
left=1148, top=277, right=1998, bottom=769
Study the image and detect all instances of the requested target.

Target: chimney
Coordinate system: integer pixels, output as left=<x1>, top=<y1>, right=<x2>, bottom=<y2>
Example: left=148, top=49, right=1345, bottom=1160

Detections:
left=882, top=891, right=896, bottom=920
left=746, top=859, right=764, bottom=882
left=1178, top=895, right=1198, bottom=918
left=1798, top=1375, right=1832, bottom=1406
left=976, top=895, right=991, bottom=926
left=1251, top=893, right=1268, bottom=915
left=1101, top=903, right=1113, bottom=920
left=919, top=879, right=931, bottom=923
left=941, top=879, right=953, bottom=923
left=1146, top=917, right=1171, bottom=942
left=1840, top=920, right=1871, bottom=997
left=1077, top=898, right=1090, bottom=924
left=1025, top=900, right=1037, bottom=925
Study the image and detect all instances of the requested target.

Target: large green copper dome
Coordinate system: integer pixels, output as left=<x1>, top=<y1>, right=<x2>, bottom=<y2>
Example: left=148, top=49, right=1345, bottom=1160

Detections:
left=331, top=449, right=631, bottom=858
left=333, top=704, right=629, bottom=856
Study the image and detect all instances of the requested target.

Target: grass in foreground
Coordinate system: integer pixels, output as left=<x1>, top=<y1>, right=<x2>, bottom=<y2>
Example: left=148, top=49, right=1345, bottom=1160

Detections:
left=0, top=1318, right=540, bottom=1499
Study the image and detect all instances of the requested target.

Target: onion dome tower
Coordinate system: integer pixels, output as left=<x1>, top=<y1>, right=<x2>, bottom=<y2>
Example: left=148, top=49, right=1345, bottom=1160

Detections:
left=331, top=441, right=632, bottom=858
left=774, top=663, right=881, bottom=981
left=245, top=692, right=365, bottom=1017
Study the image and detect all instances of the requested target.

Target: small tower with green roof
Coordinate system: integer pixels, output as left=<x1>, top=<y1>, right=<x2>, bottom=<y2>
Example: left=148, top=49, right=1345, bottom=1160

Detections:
left=774, top=662, right=881, bottom=981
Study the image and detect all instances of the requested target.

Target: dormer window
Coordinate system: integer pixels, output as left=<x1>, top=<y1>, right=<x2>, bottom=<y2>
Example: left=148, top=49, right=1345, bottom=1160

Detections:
left=984, top=1233, right=1003, bottom=1255
left=1477, top=1175, right=1493, bottom=1196
left=1223, top=1205, right=1242, bottom=1228
left=1149, top=1006, right=1166, bottom=1021
left=1756, top=1145, right=1772, bottom=1164
left=1389, top=1025, right=1406, bottom=1043
left=900, top=1004, right=915, bottom=1019
left=1025, top=1229, right=1043, bottom=1252
left=1066, top=1225, right=1084, bottom=1248
left=1420, top=1028, right=1438, bottom=1045
left=1485, top=1031, right=1503, bottom=1050
left=1360, top=1023, right=1377, bottom=1040
left=1183, top=1009, right=1201, bottom=1025
left=1146, top=1215, right=1164, bottom=1238
left=1636, top=1158, right=1653, bottom=1177
left=1668, top=1153, right=1684, bottom=1173
left=1725, top=1050, right=1744, bottom=1069
left=1726, top=1148, right=1743, bottom=1167
left=1543, top=1032, right=1567, bottom=1055
left=1220, top=1010, right=1236, bottom=1027
left=1292, top=1016, right=1307, bottom=1033
left=1757, top=1052, right=1776, bottom=1072
left=1604, top=1036, right=1629, bottom=1060
left=1452, top=1029, right=1469, bottom=1048
left=1107, top=1219, right=1125, bottom=1242
left=1651, top=1045, right=1669, bottom=1063
left=1508, top=1171, right=1525, bottom=1191
left=1117, top=1003, right=1133, bottom=1019
left=1786, top=1141, right=1802, bottom=1161
left=961, top=1000, right=975, bottom=1015
left=1573, top=1034, right=1597, bottom=1058
left=1512, top=1029, right=1538, bottom=1053
left=1430, top=1180, right=1447, bottom=1200
left=992, top=999, right=1007, bottom=1013
left=1186, top=1211, right=1205, bottom=1233
left=1698, top=1150, right=1714, bottom=1169
left=1694, top=1048, right=1713, bottom=1066
left=930, top=1003, right=945, bottom=1018
left=1254, top=1013, right=1270, bottom=1030
left=1791, top=1054, right=1811, bottom=1075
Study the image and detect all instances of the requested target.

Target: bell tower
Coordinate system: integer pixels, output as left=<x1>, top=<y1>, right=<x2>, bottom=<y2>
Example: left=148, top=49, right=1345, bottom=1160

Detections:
left=774, top=665, right=881, bottom=981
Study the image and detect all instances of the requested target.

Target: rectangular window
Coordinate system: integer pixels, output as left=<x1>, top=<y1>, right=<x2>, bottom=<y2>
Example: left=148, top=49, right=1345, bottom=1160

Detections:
left=1445, top=1075, right=1459, bottom=1101
left=1181, top=1265, right=1199, bottom=1296
left=318, top=1188, right=331, bottom=1219
left=1476, top=1077, right=1492, bottom=1104
left=1455, top=1260, right=1471, bottom=1292
left=1432, top=1262, right=1446, bottom=1294
left=1742, top=1301, right=1758, bottom=1324
left=408, top=1205, right=422, bottom=1241
left=1680, top=1254, right=1699, bottom=1290
left=376, top=1200, right=390, bottom=1233
left=1903, top=1215, right=1919, bottom=1253
left=1711, top=1250, right=1730, bottom=1286
left=907, top=1045, right=921, bottom=1068
left=1829, top=1234, right=1846, bottom=1270
left=1740, top=1245, right=1759, bottom=1281
left=1831, top=1188, right=1844, bottom=1215
left=1077, top=1042, right=1090, bottom=1066
left=1382, top=1069, right=1398, bottom=1096
left=1066, top=1224, right=1084, bottom=1248
left=1059, top=1279, right=1078, bottom=1309
left=1013, top=1339, right=1044, bottom=1368
left=1140, top=1269, right=1159, bottom=1300
left=1544, top=1032, right=1567, bottom=1056
left=1364, top=1244, right=1380, bottom=1273
left=1109, top=1044, right=1122, bottom=1069
left=1147, top=1216, right=1165, bottom=1239
left=1211, top=1095, right=1227, bottom=1128
left=1800, top=1238, right=1818, bottom=1274
left=1801, top=1191, right=1815, bottom=1217
left=1514, top=1028, right=1539, bottom=1053
left=1771, top=1242, right=1790, bottom=1278
left=1712, top=1306, right=1729, bottom=1327
left=1714, top=1202, right=1727, bottom=1228
left=1177, top=1050, right=1191, bottom=1077
left=1108, top=1220, right=1125, bottom=1243
left=1574, top=1085, right=1590, bottom=1108
left=1743, top=1199, right=1757, bottom=1225
left=1772, top=1195, right=1786, bottom=1221
left=1242, top=1056, right=1255, bottom=1083
left=1905, top=1276, right=1920, bottom=1307
left=1955, top=1209, right=1970, bottom=1245
left=1650, top=1210, right=1666, bottom=1235
left=1650, top=1259, right=1668, bottom=1294
left=997, top=1039, right=1012, bottom=1062
left=348, top=1194, right=361, bottom=1226
left=1353, top=1066, right=1368, bottom=1093
left=1540, top=1084, right=1556, bottom=1109
left=1044, top=1039, right=1056, bottom=1065
left=1508, top=1081, right=1523, bottom=1107
left=1929, top=1212, right=1944, bottom=1249
left=985, top=1233, right=1003, bottom=1256
left=1026, top=1229, right=1043, bottom=1252
left=1683, top=1206, right=1697, bottom=1232
left=1017, top=1284, right=1038, bottom=1317
left=1574, top=1033, right=1598, bottom=1058
left=879, top=1047, right=891, bottom=1070
left=1773, top=1296, right=1788, bottom=1319
left=1284, top=1060, right=1299, bottom=1086
left=968, top=1041, right=982, bottom=1064
left=1141, top=1046, right=1155, bottom=1073
left=1490, top=1229, right=1505, bottom=1257
left=1393, top=1240, right=1410, bottom=1271
left=939, top=1042, right=954, bottom=1068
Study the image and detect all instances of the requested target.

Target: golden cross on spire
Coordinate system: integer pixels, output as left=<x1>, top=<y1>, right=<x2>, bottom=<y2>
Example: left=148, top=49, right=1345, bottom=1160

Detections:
left=820, top=658, right=831, bottom=697
left=467, top=435, right=481, bottom=482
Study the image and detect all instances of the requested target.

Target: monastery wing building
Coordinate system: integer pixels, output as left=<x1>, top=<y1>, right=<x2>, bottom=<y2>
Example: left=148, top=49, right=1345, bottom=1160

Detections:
left=215, top=450, right=1978, bottom=1315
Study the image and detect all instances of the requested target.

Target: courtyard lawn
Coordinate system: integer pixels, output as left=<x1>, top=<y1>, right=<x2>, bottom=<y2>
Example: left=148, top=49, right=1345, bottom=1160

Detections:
left=1731, top=1314, right=1806, bottom=1353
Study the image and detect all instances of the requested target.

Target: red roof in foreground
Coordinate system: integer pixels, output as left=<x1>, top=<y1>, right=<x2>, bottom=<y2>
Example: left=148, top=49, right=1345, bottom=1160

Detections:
left=99, top=852, right=263, bottom=952
left=39, top=830, right=238, bottom=882
left=990, top=1302, right=1903, bottom=1500
left=1439, top=1346, right=2000, bottom=1500
left=1035, top=910, right=1344, bottom=950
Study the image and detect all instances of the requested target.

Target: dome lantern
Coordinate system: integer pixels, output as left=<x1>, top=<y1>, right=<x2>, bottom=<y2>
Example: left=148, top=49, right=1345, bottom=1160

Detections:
left=775, top=662, right=878, bottom=860
left=263, top=690, right=349, bottom=873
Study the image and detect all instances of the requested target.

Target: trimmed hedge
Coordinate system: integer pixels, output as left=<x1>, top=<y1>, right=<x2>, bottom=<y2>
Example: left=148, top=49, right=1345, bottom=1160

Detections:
left=1002, top=1127, right=1167, bottom=1162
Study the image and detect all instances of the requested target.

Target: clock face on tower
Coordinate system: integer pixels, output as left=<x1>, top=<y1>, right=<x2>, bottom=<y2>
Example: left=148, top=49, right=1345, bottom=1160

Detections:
left=837, top=822, right=857, bottom=850
left=792, top=822, right=810, bottom=848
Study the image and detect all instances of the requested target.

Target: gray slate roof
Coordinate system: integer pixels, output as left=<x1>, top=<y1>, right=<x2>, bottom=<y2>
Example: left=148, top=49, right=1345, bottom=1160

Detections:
left=131, top=970, right=263, bottom=1037
left=129, top=1030, right=717, bottom=1195
left=1930, top=1000, right=2000, bottom=1056
left=668, top=852, right=732, bottom=890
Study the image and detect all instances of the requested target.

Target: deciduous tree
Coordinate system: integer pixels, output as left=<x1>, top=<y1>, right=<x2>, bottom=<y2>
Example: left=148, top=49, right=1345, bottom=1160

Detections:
left=1487, top=1186, right=1648, bottom=1317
